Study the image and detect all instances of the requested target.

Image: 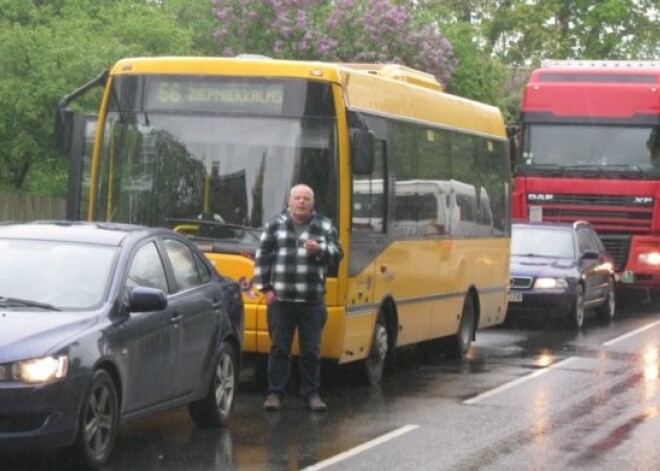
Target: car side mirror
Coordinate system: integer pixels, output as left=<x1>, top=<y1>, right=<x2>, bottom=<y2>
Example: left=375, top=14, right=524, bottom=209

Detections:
left=128, top=287, right=168, bottom=312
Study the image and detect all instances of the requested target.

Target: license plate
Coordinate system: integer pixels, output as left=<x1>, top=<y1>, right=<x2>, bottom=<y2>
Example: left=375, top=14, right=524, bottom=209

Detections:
left=509, top=291, right=523, bottom=302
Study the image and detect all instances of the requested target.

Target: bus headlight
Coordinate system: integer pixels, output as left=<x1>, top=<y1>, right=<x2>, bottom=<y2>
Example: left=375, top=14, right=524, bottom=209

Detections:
left=0, top=355, right=69, bottom=384
left=533, top=278, right=568, bottom=289
left=638, top=252, right=660, bottom=266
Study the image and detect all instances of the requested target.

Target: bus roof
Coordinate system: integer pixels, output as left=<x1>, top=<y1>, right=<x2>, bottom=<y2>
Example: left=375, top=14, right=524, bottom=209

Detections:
left=523, top=60, right=660, bottom=119
left=109, top=56, right=507, bottom=140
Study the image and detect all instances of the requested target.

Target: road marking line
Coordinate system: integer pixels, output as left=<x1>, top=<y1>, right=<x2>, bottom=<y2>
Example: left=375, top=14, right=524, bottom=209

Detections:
left=602, top=319, right=660, bottom=346
left=465, top=319, right=660, bottom=405
left=301, top=424, right=419, bottom=471
left=463, top=357, right=577, bottom=405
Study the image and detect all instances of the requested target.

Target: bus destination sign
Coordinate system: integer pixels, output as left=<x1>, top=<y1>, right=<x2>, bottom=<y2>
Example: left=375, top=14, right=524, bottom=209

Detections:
left=146, top=76, right=285, bottom=114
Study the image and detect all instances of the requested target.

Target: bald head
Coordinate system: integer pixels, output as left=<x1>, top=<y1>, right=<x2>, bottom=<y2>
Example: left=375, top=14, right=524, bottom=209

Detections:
left=288, top=184, right=315, bottom=223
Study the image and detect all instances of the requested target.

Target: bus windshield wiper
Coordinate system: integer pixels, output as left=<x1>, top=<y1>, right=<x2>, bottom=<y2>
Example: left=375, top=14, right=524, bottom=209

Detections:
left=166, top=218, right=262, bottom=241
left=0, top=296, right=60, bottom=311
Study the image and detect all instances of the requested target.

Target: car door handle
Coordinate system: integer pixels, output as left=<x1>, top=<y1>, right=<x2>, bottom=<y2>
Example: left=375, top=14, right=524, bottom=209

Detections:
left=170, top=313, right=183, bottom=324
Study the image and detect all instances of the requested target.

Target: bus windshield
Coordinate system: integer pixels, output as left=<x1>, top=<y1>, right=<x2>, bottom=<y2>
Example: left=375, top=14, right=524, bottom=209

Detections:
left=521, top=124, right=660, bottom=174
left=93, top=75, right=338, bottom=238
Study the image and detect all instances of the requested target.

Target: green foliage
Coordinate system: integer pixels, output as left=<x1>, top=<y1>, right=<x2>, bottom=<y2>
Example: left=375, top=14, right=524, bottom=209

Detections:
left=211, top=0, right=457, bottom=85
left=443, top=0, right=660, bottom=64
left=407, top=0, right=659, bottom=118
left=0, top=0, right=194, bottom=196
left=1, top=0, right=657, bottom=197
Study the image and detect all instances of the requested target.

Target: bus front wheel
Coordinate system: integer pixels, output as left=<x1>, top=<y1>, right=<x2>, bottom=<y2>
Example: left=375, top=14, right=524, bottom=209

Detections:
left=363, top=314, right=388, bottom=385
left=444, top=295, right=475, bottom=359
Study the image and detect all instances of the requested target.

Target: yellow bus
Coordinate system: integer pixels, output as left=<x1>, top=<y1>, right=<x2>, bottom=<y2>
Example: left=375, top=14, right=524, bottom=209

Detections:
left=57, top=56, right=511, bottom=384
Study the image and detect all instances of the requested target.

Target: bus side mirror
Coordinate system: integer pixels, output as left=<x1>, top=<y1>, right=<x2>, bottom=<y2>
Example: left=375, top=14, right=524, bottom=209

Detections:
left=55, top=107, right=74, bottom=153
left=351, top=128, right=375, bottom=175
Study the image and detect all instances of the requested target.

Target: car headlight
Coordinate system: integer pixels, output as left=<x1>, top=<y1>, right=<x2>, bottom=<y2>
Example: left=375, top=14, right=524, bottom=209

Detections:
left=533, top=278, right=568, bottom=289
left=638, top=252, right=660, bottom=266
left=0, top=355, right=69, bottom=384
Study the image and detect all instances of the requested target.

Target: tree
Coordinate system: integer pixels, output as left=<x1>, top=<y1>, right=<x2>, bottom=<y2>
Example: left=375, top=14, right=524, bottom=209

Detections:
left=157, top=0, right=222, bottom=55
left=211, top=0, right=457, bottom=86
left=408, top=2, right=507, bottom=107
left=0, top=0, right=193, bottom=195
left=407, top=0, right=659, bottom=118
left=419, top=0, right=659, bottom=64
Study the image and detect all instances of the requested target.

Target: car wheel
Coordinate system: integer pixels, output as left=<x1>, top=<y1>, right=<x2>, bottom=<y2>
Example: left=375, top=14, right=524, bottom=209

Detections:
left=73, top=369, right=119, bottom=469
left=363, top=314, right=388, bottom=385
left=444, top=294, right=475, bottom=359
left=189, top=343, right=238, bottom=428
left=596, top=277, right=616, bottom=322
left=571, top=284, right=585, bottom=329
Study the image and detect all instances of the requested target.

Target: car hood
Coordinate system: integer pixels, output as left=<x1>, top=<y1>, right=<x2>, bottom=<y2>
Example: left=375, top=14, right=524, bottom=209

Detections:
left=0, top=309, right=100, bottom=363
left=510, top=255, right=577, bottom=277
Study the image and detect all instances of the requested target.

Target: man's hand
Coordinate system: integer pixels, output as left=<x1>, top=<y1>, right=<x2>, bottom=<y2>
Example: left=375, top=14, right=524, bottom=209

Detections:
left=303, top=239, right=320, bottom=254
left=264, top=290, right=277, bottom=305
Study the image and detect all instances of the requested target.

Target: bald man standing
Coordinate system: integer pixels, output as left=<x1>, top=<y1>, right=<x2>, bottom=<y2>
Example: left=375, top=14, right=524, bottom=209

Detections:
left=254, top=184, right=343, bottom=412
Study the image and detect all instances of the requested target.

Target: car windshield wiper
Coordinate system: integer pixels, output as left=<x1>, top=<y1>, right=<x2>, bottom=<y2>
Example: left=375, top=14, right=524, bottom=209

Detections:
left=0, top=296, right=60, bottom=311
left=166, top=218, right=262, bottom=241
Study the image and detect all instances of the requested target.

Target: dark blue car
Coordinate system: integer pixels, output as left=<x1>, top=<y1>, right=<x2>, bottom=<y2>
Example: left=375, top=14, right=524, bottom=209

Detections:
left=507, top=220, right=616, bottom=328
left=0, top=221, right=244, bottom=468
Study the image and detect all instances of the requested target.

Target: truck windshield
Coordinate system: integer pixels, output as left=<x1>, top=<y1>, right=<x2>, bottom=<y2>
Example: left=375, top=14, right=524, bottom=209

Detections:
left=521, top=124, right=660, bottom=174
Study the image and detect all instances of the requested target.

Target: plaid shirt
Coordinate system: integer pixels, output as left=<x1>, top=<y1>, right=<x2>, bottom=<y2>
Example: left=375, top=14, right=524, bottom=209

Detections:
left=254, top=210, right=343, bottom=302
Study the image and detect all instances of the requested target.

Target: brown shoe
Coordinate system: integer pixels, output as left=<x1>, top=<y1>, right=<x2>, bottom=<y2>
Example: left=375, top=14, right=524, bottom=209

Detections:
left=263, top=394, right=281, bottom=411
left=307, top=395, right=327, bottom=412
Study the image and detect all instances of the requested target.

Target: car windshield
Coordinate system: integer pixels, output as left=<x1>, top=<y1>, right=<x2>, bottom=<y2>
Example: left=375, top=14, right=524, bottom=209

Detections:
left=0, top=239, right=117, bottom=310
left=511, top=227, right=575, bottom=258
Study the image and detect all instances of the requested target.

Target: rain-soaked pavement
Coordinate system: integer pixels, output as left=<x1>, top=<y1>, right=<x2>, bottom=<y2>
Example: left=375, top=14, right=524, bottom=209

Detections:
left=3, top=293, right=660, bottom=470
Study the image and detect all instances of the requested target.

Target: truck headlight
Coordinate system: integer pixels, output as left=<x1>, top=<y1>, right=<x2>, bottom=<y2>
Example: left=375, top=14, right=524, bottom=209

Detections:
left=638, top=252, right=660, bottom=266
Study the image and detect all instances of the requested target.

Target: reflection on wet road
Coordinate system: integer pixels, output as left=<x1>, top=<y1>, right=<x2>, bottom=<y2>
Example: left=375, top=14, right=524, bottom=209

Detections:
left=3, top=297, right=660, bottom=470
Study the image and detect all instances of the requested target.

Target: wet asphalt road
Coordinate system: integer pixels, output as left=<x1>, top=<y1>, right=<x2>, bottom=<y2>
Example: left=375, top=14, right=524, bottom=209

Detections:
left=4, top=293, right=660, bottom=470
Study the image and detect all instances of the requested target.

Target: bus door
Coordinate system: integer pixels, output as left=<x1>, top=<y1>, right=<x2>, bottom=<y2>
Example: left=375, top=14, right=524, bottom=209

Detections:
left=346, top=172, right=386, bottom=361
left=61, top=112, right=98, bottom=221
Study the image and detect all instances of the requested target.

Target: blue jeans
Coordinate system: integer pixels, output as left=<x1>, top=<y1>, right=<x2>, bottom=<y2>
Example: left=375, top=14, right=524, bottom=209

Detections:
left=266, top=300, right=327, bottom=399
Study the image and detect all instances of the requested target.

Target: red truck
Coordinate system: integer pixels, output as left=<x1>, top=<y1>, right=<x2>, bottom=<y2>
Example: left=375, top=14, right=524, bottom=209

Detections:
left=511, top=60, right=660, bottom=289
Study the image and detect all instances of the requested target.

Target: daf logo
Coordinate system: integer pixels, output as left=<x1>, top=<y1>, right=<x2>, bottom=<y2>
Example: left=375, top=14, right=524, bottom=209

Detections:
left=634, top=196, right=653, bottom=204
left=528, top=193, right=553, bottom=201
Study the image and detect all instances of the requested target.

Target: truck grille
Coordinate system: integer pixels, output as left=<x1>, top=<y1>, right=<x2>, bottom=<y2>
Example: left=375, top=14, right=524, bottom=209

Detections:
left=528, top=194, right=653, bottom=231
left=527, top=193, right=650, bottom=271
left=599, top=234, right=631, bottom=272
